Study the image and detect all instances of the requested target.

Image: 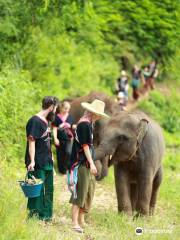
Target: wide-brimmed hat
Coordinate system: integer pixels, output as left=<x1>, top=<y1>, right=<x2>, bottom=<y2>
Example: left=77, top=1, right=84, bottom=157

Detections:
left=81, top=99, right=110, bottom=118
left=121, top=70, right=127, bottom=76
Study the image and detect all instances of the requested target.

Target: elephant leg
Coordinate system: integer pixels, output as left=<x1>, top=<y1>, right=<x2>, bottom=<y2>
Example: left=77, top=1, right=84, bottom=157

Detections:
left=130, top=183, right=138, bottom=212
left=101, top=156, right=109, bottom=177
left=136, top=173, right=153, bottom=216
left=149, top=167, right=162, bottom=215
left=114, top=165, right=132, bottom=215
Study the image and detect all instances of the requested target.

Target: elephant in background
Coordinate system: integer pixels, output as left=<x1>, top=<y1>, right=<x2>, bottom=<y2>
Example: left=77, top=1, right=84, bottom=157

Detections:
left=95, top=111, right=165, bottom=216
left=69, top=91, right=119, bottom=122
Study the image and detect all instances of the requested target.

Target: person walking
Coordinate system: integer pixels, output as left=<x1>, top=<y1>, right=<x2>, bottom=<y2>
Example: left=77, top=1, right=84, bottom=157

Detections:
left=116, top=70, right=129, bottom=110
left=142, top=66, right=151, bottom=93
left=25, top=96, right=59, bottom=222
left=69, top=99, right=109, bottom=233
left=53, top=101, right=75, bottom=174
left=131, top=65, right=143, bottom=100
left=147, top=60, right=158, bottom=90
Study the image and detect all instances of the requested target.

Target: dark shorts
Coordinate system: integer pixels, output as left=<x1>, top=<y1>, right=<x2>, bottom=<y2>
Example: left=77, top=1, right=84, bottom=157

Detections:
left=69, top=165, right=96, bottom=213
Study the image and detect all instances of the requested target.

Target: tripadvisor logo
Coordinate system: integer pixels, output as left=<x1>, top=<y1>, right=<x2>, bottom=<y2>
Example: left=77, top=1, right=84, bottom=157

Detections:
left=135, top=227, right=143, bottom=235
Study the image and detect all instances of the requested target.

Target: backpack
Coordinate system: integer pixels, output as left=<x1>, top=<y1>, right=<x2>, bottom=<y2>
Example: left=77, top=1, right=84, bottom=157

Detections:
left=66, top=163, right=79, bottom=199
left=131, top=78, right=140, bottom=88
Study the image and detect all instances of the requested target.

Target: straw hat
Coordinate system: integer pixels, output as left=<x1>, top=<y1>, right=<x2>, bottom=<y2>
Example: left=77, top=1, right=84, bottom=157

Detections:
left=81, top=99, right=110, bottom=118
left=121, top=70, right=127, bottom=76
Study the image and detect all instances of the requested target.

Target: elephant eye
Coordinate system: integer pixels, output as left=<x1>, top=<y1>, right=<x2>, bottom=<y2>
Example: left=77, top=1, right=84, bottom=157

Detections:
left=118, top=135, right=128, bottom=142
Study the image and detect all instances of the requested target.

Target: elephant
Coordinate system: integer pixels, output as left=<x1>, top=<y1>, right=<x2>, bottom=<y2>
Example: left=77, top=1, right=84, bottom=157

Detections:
left=94, top=111, right=165, bottom=216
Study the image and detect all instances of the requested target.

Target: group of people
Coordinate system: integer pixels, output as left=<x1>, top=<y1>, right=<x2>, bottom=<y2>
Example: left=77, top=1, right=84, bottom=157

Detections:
left=116, top=60, right=158, bottom=110
left=25, top=96, right=109, bottom=233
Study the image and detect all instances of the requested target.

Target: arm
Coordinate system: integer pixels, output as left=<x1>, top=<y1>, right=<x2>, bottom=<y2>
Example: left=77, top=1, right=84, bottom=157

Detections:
left=28, top=140, right=35, bottom=171
left=140, top=72, right=145, bottom=85
left=53, top=127, right=60, bottom=146
left=72, top=124, right=77, bottom=130
left=154, top=69, right=158, bottom=78
left=83, top=145, right=97, bottom=176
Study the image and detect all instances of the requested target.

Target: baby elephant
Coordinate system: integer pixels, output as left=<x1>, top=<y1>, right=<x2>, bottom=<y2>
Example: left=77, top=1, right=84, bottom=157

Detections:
left=95, top=111, right=165, bottom=216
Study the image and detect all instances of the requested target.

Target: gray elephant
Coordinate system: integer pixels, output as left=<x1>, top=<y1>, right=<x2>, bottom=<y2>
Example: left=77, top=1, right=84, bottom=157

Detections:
left=95, top=111, right=165, bottom=216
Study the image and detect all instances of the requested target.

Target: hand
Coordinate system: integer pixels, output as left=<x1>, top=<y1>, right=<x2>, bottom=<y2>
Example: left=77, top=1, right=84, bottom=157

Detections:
left=90, top=162, right=97, bottom=176
left=28, top=161, right=35, bottom=171
left=59, top=123, right=65, bottom=128
left=54, top=138, right=60, bottom=146
left=72, top=124, right=77, bottom=130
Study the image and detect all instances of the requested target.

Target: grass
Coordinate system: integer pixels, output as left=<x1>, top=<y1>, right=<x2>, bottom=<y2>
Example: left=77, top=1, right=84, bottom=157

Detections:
left=0, top=88, right=179, bottom=239
left=0, top=142, right=179, bottom=240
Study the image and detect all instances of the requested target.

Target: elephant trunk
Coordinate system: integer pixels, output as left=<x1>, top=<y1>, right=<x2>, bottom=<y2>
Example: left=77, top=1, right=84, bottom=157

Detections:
left=94, top=144, right=112, bottom=181
left=94, top=146, right=106, bottom=161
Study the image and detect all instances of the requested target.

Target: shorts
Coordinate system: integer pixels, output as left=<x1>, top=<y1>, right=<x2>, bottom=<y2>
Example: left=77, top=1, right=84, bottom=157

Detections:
left=69, top=165, right=95, bottom=213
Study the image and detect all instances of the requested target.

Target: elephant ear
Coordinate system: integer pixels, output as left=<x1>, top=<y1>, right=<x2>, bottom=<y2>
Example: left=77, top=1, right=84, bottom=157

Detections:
left=136, top=118, right=149, bottom=146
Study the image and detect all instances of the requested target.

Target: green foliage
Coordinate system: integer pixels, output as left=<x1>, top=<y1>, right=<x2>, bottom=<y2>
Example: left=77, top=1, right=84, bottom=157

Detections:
left=165, top=49, right=180, bottom=84
left=115, top=0, right=180, bottom=60
left=138, top=90, right=180, bottom=134
left=0, top=67, right=40, bottom=161
left=22, top=26, right=118, bottom=97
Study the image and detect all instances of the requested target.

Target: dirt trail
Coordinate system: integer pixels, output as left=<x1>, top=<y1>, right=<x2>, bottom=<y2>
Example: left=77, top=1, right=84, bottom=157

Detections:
left=54, top=173, right=117, bottom=212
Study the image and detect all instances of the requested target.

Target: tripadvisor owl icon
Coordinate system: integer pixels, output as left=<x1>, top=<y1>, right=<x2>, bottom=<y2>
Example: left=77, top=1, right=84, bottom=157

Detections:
left=135, top=227, right=143, bottom=235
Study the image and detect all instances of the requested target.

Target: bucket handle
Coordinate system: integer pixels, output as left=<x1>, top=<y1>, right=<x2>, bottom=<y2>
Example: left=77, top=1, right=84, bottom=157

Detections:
left=25, top=171, right=37, bottom=183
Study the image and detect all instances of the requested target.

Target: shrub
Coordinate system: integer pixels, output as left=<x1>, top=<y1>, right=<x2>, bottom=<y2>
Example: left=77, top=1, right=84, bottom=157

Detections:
left=138, top=90, right=180, bottom=134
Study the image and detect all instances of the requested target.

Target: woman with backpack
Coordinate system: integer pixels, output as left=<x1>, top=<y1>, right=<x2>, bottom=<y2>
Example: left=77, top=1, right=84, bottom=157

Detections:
left=131, top=65, right=143, bottom=100
left=68, top=99, right=109, bottom=233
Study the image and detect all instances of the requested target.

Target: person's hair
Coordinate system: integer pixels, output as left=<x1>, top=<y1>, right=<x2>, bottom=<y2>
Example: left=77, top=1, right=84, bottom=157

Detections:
left=56, top=100, right=70, bottom=113
left=42, top=96, right=59, bottom=110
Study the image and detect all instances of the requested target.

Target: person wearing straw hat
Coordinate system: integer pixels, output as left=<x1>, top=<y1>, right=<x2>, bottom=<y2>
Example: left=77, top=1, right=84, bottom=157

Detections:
left=69, top=99, right=109, bottom=233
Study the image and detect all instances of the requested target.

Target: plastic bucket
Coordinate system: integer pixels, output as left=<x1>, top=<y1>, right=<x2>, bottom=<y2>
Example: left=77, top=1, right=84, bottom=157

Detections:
left=20, top=182, right=43, bottom=198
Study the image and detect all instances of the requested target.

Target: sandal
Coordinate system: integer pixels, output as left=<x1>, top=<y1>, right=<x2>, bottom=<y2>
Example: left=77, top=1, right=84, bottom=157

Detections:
left=72, top=226, right=83, bottom=233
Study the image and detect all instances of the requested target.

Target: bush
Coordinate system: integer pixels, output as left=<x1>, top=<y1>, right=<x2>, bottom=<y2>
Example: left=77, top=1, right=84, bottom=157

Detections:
left=0, top=67, right=40, bottom=162
left=138, top=90, right=180, bottom=134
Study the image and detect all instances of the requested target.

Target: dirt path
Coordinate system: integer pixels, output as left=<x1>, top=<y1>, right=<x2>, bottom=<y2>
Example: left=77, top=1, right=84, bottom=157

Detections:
left=54, top=173, right=117, bottom=212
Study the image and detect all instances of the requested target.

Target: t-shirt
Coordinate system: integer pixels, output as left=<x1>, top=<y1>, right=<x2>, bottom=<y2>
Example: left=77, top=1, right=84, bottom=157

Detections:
left=25, top=116, right=53, bottom=169
left=132, top=70, right=141, bottom=80
left=69, top=121, right=94, bottom=169
left=53, top=114, right=74, bottom=141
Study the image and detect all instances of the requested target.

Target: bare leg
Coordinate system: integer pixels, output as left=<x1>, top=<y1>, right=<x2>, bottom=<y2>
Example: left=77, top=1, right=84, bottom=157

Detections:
left=78, top=210, right=85, bottom=226
left=114, top=164, right=132, bottom=215
left=149, top=167, right=162, bottom=215
left=72, top=204, right=80, bottom=227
